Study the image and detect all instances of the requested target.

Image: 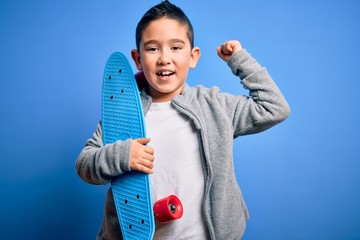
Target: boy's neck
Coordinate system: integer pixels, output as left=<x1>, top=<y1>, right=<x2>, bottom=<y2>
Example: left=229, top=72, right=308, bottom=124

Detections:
left=148, top=85, right=185, bottom=103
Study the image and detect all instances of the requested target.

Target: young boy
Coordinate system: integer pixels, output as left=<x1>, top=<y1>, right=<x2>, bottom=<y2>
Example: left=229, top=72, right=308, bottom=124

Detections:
left=76, top=1, right=290, bottom=239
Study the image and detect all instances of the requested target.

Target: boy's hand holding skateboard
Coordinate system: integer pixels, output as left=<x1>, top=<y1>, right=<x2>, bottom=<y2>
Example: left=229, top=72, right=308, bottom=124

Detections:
left=130, top=138, right=155, bottom=174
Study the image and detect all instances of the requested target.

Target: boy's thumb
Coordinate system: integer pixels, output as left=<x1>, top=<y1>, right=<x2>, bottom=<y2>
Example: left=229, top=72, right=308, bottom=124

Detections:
left=136, top=138, right=151, bottom=145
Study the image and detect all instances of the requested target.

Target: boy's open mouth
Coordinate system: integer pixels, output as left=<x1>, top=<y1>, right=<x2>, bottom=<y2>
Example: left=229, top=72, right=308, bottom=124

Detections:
left=156, top=71, right=175, bottom=77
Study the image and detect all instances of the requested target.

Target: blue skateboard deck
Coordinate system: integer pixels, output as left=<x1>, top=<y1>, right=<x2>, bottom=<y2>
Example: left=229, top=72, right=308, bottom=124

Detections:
left=101, top=52, right=155, bottom=240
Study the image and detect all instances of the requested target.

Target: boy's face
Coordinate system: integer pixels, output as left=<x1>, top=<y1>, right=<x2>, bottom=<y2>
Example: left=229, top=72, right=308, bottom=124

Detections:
left=132, top=18, right=200, bottom=102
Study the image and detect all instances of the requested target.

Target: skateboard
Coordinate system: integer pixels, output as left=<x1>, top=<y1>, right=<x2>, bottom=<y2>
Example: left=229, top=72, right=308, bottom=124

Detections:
left=101, top=52, right=183, bottom=239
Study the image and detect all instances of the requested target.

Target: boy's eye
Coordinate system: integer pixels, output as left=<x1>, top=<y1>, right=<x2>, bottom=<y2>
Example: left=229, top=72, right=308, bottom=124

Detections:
left=147, top=47, right=158, bottom=52
left=172, top=46, right=182, bottom=51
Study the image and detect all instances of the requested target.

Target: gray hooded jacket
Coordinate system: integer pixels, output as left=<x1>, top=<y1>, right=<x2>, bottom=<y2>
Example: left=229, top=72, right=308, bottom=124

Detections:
left=75, top=49, right=290, bottom=239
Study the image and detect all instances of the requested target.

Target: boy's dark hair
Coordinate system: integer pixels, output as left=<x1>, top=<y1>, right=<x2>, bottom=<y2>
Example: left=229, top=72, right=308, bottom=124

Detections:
left=135, top=0, right=194, bottom=50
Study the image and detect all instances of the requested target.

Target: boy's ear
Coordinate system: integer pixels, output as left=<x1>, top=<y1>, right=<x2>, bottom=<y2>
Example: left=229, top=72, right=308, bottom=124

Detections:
left=131, top=49, right=143, bottom=70
left=189, top=47, right=201, bottom=69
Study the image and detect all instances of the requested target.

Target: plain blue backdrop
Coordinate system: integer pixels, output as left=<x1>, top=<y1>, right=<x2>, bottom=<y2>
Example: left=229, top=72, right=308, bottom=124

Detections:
left=1, top=0, right=359, bottom=239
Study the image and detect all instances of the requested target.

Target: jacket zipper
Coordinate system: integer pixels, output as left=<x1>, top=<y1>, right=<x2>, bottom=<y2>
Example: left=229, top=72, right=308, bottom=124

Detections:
left=172, top=100, right=215, bottom=240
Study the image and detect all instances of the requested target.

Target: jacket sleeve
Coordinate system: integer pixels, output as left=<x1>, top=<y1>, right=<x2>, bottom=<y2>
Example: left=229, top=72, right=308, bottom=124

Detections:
left=225, top=49, right=290, bottom=137
left=75, top=121, right=132, bottom=185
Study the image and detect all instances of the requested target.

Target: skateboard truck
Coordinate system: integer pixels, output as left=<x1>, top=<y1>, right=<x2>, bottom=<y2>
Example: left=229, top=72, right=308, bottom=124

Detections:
left=153, top=195, right=183, bottom=222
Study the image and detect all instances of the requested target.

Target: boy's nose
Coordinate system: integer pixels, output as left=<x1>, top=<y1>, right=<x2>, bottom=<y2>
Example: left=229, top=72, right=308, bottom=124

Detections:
left=157, top=51, right=171, bottom=65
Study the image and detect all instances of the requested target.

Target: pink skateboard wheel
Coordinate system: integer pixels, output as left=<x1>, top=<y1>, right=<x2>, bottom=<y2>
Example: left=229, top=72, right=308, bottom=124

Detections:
left=153, top=195, right=183, bottom=222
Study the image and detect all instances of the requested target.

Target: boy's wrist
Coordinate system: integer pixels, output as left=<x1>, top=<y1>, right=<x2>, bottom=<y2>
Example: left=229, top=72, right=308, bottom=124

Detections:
left=227, top=48, right=248, bottom=76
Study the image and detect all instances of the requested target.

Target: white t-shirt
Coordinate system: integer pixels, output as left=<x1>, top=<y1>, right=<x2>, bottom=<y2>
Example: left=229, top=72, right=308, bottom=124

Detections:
left=146, top=101, right=209, bottom=239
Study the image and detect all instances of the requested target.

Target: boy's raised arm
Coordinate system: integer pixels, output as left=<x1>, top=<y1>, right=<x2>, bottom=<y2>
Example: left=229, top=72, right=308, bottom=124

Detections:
left=217, top=40, right=290, bottom=137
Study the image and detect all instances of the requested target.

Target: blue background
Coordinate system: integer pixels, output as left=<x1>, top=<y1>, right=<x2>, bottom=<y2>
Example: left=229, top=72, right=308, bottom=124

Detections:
left=1, top=0, right=359, bottom=239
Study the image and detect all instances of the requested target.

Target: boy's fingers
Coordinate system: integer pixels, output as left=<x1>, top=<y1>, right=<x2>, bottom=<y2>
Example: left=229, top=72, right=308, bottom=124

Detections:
left=143, top=167, right=154, bottom=174
left=135, top=162, right=154, bottom=174
left=219, top=40, right=242, bottom=54
left=142, top=158, right=154, bottom=168
left=136, top=165, right=153, bottom=174
left=130, top=157, right=154, bottom=174
left=217, top=46, right=231, bottom=62
left=145, top=152, right=155, bottom=162
left=223, top=43, right=232, bottom=53
left=144, top=146, right=155, bottom=155
left=219, top=42, right=231, bottom=54
left=136, top=137, right=151, bottom=145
